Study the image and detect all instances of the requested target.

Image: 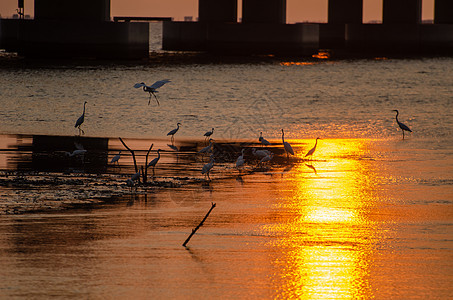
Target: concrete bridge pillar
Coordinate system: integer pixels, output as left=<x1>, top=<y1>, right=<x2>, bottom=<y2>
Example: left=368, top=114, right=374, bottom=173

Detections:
left=383, top=0, right=422, bottom=24
left=242, top=0, right=286, bottom=24
left=328, top=0, right=363, bottom=24
left=434, top=0, right=453, bottom=24
left=34, top=0, right=110, bottom=22
left=199, top=0, right=237, bottom=23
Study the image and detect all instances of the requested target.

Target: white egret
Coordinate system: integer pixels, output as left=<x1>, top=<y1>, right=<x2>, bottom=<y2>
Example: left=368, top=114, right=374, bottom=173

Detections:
left=252, top=148, right=271, bottom=158
left=66, top=149, right=87, bottom=157
left=66, top=142, right=87, bottom=158
left=259, top=132, right=271, bottom=146
left=393, top=110, right=412, bottom=139
left=204, top=128, right=214, bottom=140
left=110, top=151, right=121, bottom=165
left=167, top=122, right=181, bottom=141
left=281, top=129, right=294, bottom=158
left=198, top=139, right=214, bottom=154
left=147, top=149, right=162, bottom=177
left=236, top=149, right=245, bottom=169
left=74, top=101, right=87, bottom=135
left=133, top=79, right=171, bottom=106
left=260, top=153, right=274, bottom=165
left=202, top=158, right=215, bottom=180
left=305, top=137, right=321, bottom=160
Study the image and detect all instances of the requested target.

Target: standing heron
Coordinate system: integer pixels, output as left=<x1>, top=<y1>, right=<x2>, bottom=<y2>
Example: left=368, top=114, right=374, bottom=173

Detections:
left=202, top=158, right=215, bottom=180
left=259, top=132, right=271, bottom=146
left=133, top=79, right=171, bottom=106
left=305, top=137, right=321, bottom=160
left=204, top=128, right=214, bottom=140
left=147, top=149, right=162, bottom=177
left=393, top=110, right=412, bottom=139
left=281, top=129, right=294, bottom=158
left=167, top=122, right=181, bottom=142
left=74, top=101, right=87, bottom=135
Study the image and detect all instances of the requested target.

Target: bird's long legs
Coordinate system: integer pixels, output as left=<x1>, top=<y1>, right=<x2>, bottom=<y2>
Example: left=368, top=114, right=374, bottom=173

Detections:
left=148, top=92, right=160, bottom=106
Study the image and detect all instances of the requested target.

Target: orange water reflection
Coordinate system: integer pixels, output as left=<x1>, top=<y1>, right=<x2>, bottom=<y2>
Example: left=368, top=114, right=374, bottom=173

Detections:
left=265, top=139, right=379, bottom=299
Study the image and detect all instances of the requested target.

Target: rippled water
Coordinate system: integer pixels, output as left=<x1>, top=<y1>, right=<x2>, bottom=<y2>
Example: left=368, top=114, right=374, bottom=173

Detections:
left=0, top=137, right=451, bottom=298
left=0, top=45, right=452, bottom=298
left=0, top=56, right=452, bottom=141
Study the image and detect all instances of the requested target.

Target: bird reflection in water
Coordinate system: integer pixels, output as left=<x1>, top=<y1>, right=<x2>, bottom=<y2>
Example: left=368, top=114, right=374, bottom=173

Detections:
left=305, top=163, right=317, bottom=175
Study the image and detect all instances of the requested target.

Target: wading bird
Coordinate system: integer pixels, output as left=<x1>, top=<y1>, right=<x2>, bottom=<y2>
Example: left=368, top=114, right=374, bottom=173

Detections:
left=236, top=149, right=245, bottom=169
left=305, top=137, right=321, bottom=160
left=133, top=79, right=171, bottom=106
left=281, top=129, right=294, bottom=158
left=393, top=110, right=412, bottom=139
left=167, top=122, right=181, bottom=142
left=202, top=158, right=215, bottom=180
left=204, top=128, right=214, bottom=140
left=259, top=132, right=271, bottom=146
left=126, top=170, right=141, bottom=192
left=74, top=101, right=87, bottom=135
left=110, top=151, right=121, bottom=165
left=198, top=139, right=214, bottom=154
left=66, top=149, right=87, bottom=158
left=147, top=149, right=162, bottom=177
left=260, top=152, right=274, bottom=166
left=66, top=142, right=87, bottom=159
left=252, top=148, right=271, bottom=158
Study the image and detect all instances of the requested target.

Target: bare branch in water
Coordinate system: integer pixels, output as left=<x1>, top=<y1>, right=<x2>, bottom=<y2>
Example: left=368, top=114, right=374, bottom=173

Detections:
left=119, top=137, right=139, bottom=181
left=183, top=202, right=216, bottom=247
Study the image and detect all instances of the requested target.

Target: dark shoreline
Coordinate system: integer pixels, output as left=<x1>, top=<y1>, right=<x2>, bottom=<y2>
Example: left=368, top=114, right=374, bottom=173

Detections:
left=1, top=49, right=452, bottom=69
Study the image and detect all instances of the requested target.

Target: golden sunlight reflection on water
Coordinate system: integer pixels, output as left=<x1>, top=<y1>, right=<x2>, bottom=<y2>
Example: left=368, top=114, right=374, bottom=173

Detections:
left=265, top=139, right=378, bottom=299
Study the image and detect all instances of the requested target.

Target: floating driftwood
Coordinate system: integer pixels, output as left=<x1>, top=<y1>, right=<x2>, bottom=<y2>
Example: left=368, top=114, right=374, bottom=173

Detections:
left=183, top=202, right=216, bottom=247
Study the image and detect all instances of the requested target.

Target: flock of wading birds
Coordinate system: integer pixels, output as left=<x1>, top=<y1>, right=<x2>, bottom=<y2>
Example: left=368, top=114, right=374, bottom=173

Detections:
left=73, top=80, right=413, bottom=187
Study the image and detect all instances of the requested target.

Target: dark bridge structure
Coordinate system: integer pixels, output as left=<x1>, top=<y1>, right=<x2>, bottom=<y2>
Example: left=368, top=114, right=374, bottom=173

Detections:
left=0, top=0, right=452, bottom=58
left=164, top=0, right=453, bottom=56
left=0, top=0, right=149, bottom=59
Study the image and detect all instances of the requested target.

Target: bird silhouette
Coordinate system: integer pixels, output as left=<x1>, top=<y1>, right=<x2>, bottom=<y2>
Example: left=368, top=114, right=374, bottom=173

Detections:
left=281, top=129, right=294, bottom=158
left=305, top=137, right=321, bottom=160
left=393, top=110, right=412, bottom=139
left=204, top=128, right=214, bottom=140
left=110, top=151, right=121, bottom=165
left=147, top=149, right=162, bottom=177
left=134, top=79, right=171, bottom=106
left=74, top=101, right=87, bottom=135
left=259, top=132, right=271, bottom=146
left=167, top=122, right=181, bottom=142
left=198, top=139, right=214, bottom=154
left=202, top=158, right=215, bottom=180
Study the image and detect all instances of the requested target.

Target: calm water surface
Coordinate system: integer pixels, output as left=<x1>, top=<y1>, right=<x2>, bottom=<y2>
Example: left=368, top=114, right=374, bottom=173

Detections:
left=0, top=54, right=452, bottom=298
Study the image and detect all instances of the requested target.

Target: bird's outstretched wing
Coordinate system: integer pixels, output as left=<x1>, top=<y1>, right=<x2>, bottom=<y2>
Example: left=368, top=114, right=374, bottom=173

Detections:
left=133, top=82, right=146, bottom=89
left=150, top=79, right=171, bottom=90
